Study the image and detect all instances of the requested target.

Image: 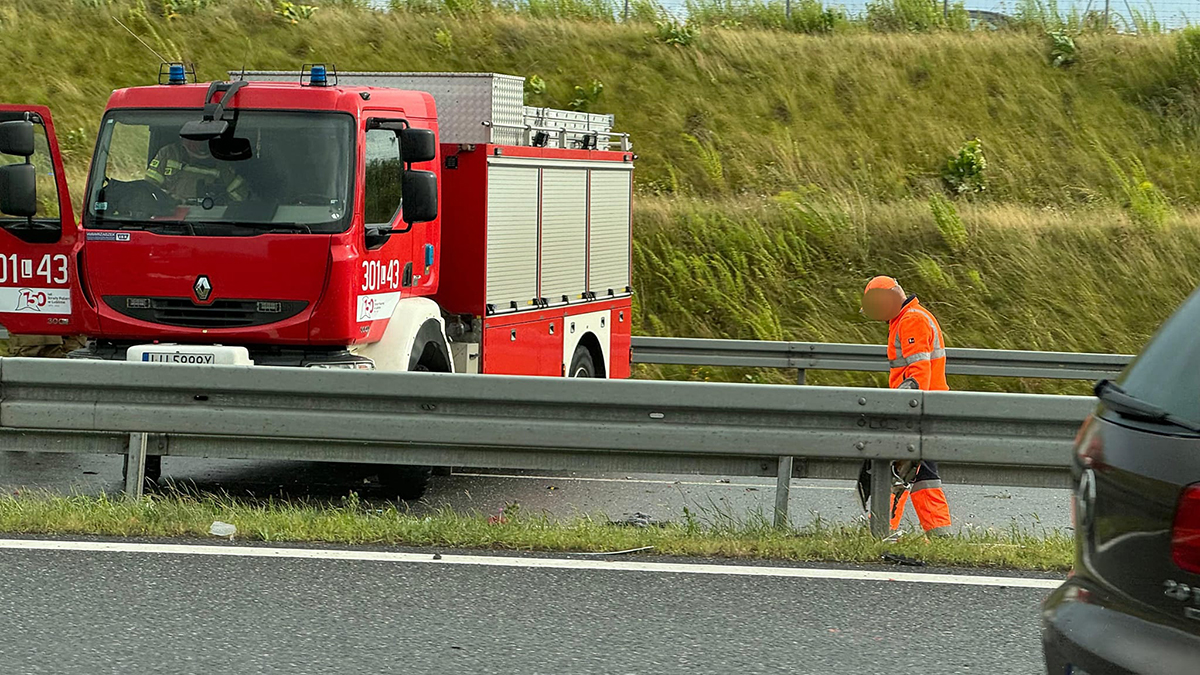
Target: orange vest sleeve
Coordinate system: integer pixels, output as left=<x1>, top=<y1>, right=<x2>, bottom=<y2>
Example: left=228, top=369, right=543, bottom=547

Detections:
left=897, top=312, right=936, bottom=390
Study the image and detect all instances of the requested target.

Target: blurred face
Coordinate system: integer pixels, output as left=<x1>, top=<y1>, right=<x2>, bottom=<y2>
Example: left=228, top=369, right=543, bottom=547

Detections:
left=862, top=287, right=903, bottom=322
left=182, top=138, right=210, bottom=158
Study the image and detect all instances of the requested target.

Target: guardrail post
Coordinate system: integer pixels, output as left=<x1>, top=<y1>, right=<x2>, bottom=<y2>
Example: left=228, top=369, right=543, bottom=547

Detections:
left=124, top=432, right=147, bottom=500
left=773, top=455, right=794, bottom=528
left=869, top=458, right=891, bottom=538
left=796, top=369, right=806, bottom=385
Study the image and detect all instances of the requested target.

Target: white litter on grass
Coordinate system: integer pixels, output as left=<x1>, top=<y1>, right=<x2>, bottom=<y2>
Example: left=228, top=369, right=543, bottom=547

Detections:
left=209, top=521, right=237, bottom=539
left=571, top=546, right=655, bottom=556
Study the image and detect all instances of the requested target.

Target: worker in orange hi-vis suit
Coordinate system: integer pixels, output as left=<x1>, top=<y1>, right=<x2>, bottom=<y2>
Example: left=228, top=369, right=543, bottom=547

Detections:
left=858, top=275, right=953, bottom=538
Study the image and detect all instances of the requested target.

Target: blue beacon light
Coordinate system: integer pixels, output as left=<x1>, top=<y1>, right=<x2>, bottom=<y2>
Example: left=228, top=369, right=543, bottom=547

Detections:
left=310, top=65, right=328, bottom=86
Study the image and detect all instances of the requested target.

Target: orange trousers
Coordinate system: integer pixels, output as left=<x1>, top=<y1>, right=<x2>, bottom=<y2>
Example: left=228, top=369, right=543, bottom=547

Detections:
left=890, top=461, right=952, bottom=535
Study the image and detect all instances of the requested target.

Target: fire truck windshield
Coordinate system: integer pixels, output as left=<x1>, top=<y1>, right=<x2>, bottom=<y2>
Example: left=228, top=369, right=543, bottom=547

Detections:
left=84, top=109, right=354, bottom=235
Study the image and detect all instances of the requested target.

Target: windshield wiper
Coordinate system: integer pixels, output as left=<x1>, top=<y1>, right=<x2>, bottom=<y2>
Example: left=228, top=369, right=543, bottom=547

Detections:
left=1094, top=379, right=1200, bottom=433
left=233, top=221, right=313, bottom=234
left=135, top=220, right=313, bottom=235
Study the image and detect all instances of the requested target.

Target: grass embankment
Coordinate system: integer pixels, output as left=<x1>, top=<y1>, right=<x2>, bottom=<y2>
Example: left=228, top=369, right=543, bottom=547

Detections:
left=4, top=1, right=1197, bottom=205
left=0, top=492, right=1073, bottom=570
left=633, top=197, right=1200, bottom=391
left=3, top=3, right=1199, bottom=383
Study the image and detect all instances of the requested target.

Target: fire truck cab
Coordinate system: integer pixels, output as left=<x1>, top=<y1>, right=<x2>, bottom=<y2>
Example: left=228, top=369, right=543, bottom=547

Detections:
left=0, top=66, right=634, bottom=494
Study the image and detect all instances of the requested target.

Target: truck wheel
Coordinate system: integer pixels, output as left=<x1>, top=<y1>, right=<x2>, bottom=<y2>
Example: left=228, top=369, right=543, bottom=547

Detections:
left=378, top=465, right=432, bottom=501
left=379, top=362, right=438, bottom=497
left=568, top=345, right=596, bottom=378
left=122, top=454, right=162, bottom=485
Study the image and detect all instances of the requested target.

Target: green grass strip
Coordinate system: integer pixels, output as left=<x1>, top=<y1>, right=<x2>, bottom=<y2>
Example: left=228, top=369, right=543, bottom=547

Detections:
left=0, top=491, right=1072, bottom=571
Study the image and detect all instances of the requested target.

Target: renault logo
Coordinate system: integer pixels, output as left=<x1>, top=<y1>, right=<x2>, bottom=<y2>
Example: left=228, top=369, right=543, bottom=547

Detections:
left=194, top=275, right=213, bottom=302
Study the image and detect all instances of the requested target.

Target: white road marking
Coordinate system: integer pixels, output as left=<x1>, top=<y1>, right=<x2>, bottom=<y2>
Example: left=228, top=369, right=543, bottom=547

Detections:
left=0, top=538, right=1062, bottom=589
left=451, top=472, right=854, bottom=491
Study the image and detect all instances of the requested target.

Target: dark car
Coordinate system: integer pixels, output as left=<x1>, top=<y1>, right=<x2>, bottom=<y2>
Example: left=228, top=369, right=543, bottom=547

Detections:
left=1042, top=290, right=1200, bottom=674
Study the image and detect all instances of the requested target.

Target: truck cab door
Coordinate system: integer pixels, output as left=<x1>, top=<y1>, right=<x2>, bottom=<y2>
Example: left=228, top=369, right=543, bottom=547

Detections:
left=0, top=105, right=81, bottom=338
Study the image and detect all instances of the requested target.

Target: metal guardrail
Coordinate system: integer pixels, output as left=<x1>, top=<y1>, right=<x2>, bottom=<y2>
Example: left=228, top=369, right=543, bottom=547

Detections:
left=0, top=358, right=1093, bottom=537
left=631, top=337, right=1133, bottom=382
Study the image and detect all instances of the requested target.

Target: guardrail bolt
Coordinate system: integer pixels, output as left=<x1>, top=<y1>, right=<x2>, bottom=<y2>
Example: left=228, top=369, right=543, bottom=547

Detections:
left=857, top=418, right=866, bottom=427
left=909, top=399, right=919, bottom=408
left=855, top=441, right=865, bottom=451
left=857, top=397, right=867, bottom=406
left=907, top=444, right=916, bottom=453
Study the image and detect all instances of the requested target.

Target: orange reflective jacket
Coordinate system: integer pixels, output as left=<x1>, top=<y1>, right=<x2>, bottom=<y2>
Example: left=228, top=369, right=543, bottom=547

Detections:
left=887, top=297, right=949, bottom=391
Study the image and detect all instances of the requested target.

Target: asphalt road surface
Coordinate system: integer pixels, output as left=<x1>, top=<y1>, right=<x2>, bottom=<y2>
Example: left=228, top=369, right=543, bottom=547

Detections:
left=0, top=452, right=1070, bottom=534
left=0, top=539, right=1058, bottom=675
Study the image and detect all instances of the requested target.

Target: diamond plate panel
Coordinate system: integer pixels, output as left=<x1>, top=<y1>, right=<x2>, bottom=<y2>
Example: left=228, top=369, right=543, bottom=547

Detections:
left=235, top=71, right=526, bottom=144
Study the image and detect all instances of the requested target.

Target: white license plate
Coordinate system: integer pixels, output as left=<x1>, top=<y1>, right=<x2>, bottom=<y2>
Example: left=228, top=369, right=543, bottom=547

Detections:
left=143, top=352, right=215, bottom=365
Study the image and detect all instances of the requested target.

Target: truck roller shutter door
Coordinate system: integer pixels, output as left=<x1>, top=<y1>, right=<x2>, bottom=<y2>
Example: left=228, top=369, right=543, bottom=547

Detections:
left=486, top=165, right=539, bottom=309
left=588, top=168, right=631, bottom=296
left=539, top=168, right=587, bottom=302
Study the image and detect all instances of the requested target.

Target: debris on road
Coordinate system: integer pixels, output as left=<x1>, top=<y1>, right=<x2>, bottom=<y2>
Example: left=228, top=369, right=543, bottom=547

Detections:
left=612, top=512, right=665, bottom=528
left=487, top=506, right=508, bottom=525
left=208, top=521, right=236, bottom=539
left=881, top=552, right=925, bottom=567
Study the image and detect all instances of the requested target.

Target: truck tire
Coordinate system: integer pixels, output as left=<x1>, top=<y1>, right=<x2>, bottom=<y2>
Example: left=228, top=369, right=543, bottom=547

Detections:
left=122, top=454, right=162, bottom=485
left=376, top=362, right=434, bottom=499
left=378, top=465, right=432, bottom=501
left=568, top=345, right=596, bottom=378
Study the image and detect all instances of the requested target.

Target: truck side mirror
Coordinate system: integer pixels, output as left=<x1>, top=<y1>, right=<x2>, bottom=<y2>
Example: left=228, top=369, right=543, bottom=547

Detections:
left=402, top=170, right=437, bottom=224
left=0, top=163, right=37, bottom=217
left=0, top=120, right=35, bottom=157
left=401, top=128, right=436, bottom=164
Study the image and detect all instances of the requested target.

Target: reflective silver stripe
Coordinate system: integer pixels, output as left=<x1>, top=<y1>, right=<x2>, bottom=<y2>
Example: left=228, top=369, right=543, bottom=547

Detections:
left=890, top=305, right=947, bottom=369
left=894, top=350, right=947, bottom=367
left=910, top=479, right=943, bottom=493
left=915, top=306, right=944, bottom=351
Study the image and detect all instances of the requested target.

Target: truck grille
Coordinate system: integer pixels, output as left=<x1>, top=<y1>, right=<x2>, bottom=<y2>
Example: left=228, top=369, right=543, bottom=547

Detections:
left=104, top=296, right=308, bottom=329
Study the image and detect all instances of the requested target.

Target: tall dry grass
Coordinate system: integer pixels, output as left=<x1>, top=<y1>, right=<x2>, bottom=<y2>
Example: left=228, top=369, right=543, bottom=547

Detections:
left=3, top=1, right=1200, bottom=204
left=4, top=1, right=1200, bottom=393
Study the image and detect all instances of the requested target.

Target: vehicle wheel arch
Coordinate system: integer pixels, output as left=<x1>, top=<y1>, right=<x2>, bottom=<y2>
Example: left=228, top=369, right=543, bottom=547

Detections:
left=410, top=319, right=452, bottom=373
left=572, top=332, right=606, bottom=378
left=351, top=297, right=451, bottom=373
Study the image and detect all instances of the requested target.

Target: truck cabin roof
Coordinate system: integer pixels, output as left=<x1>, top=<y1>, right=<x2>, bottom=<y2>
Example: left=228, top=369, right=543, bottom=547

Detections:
left=103, top=81, right=436, bottom=119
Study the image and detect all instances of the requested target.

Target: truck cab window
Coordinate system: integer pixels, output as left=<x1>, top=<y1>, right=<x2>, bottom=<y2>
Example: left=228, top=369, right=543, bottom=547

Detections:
left=0, top=120, right=61, bottom=243
left=364, top=127, right=403, bottom=226
left=84, top=110, right=353, bottom=235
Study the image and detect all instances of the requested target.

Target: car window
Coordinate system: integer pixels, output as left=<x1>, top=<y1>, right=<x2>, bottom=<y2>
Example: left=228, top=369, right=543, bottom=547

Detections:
left=1120, top=287, right=1200, bottom=427
left=363, top=127, right=403, bottom=226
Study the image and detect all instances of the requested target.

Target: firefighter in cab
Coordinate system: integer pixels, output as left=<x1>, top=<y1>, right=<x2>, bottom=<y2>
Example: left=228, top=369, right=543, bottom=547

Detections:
left=145, top=137, right=248, bottom=204
left=858, top=275, right=953, bottom=539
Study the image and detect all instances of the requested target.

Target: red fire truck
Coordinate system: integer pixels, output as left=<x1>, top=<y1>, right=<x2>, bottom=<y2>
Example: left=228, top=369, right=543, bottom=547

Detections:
left=0, top=66, right=634, bottom=494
